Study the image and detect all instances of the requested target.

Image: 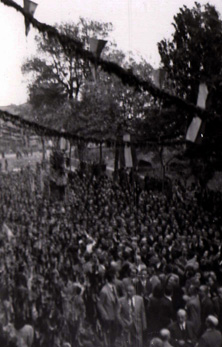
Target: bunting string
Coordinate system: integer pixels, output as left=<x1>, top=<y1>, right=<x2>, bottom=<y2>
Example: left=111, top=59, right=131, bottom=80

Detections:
left=0, top=0, right=219, bottom=123
left=0, top=109, right=187, bottom=148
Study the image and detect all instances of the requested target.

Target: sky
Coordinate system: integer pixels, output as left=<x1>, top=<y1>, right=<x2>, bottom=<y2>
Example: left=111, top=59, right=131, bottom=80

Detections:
left=0, top=0, right=222, bottom=106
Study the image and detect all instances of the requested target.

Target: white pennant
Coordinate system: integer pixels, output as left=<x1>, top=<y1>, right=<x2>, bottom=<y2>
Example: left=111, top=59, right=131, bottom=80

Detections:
left=123, top=134, right=133, bottom=168
left=186, top=82, right=208, bottom=142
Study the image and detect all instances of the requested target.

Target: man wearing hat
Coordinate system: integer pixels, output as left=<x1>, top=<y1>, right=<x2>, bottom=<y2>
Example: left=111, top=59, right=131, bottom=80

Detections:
left=197, top=315, right=222, bottom=347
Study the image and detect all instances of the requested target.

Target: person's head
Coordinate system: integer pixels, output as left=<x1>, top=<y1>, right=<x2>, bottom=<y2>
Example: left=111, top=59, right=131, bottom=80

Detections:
left=127, top=285, right=135, bottom=299
left=188, top=284, right=199, bottom=297
left=106, top=269, right=116, bottom=284
left=152, top=283, right=163, bottom=299
left=207, top=276, right=215, bottom=287
left=199, top=285, right=208, bottom=300
left=130, top=267, right=138, bottom=279
left=167, top=274, right=180, bottom=287
left=160, top=329, right=171, bottom=342
left=194, top=272, right=201, bottom=281
left=177, top=309, right=187, bottom=325
left=92, top=253, right=98, bottom=263
left=206, top=315, right=219, bottom=329
left=140, top=268, right=148, bottom=280
left=149, top=337, right=163, bottom=347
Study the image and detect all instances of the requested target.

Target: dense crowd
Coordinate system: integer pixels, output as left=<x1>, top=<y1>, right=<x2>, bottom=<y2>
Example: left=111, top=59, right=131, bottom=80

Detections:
left=0, top=164, right=222, bottom=347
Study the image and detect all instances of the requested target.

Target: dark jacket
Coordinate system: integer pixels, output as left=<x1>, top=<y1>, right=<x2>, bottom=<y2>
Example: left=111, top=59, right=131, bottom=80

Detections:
left=198, top=328, right=222, bottom=347
left=168, top=320, right=197, bottom=347
left=159, top=296, right=176, bottom=329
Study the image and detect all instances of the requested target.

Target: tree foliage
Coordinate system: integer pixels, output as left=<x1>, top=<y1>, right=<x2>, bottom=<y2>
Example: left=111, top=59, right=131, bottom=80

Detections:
left=22, top=17, right=114, bottom=105
left=158, top=2, right=222, bottom=107
left=158, top=2, right=222, bottom=185
left=22, top=19, right=154, bottom=139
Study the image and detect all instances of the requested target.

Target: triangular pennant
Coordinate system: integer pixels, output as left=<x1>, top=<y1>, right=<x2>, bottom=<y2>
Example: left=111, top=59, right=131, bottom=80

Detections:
left=2, top=223, right=14, bottom=241
left=23, top=0, right=38, bottom=36
left=123, top=134, right=133, bottom=168
left=186, top=116, right=202, bottom=142
left=89, top=38, right=107, bottom=58
left=152, top=68, right=166, bottom=89
left=159, top=69, right=167, bottom=89
left=60, top=129, right=67, bottom=150
left=89, top=38, right=107, bottom=81
left=196, top=82, right=208, bottom=109
left=89, top=62, right=97, bottom=81
left=186, top=82, right=208, bottom=142
left=195, top=119, right=206, bottom=145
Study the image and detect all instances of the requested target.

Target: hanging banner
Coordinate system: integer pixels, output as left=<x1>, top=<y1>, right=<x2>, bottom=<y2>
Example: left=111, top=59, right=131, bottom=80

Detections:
left=89, top=38, right=107, bottom=57
left=2, top=223, right=14, bottom=242
left=186, top=82, right=208, bottom=142
left=197, top=82, right=208, bottom=109
left=152, top=68, right=166, bottom=89
left=60, top=129, right=67, bottom=151
left=89, top=38, right=107, bottom=81
left=123, top=134, right=133, bottom=168
left=186, top=116, right=202, bottom=142
left=23, top=0, right=38, bottom=36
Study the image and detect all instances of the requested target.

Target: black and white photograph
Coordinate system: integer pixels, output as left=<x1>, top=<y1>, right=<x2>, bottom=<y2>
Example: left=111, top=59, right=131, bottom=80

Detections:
left=0, top=0, right=222, bottom=346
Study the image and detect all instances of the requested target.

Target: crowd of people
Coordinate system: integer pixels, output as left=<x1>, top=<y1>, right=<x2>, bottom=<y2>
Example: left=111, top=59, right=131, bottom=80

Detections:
left=0, top=163, right=221, bottom=347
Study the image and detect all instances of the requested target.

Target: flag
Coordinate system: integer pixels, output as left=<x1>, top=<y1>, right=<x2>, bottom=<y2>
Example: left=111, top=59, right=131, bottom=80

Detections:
left=117, top=134, right=137, bottom=168
left=89, top=38, right=107, bottom=81
left=89, top=38, right=107, bottom=58
left=186, top=117, right=202, bottom=142
left=23, top=0, right=38, bottom=36
left=197, top=82, right=208, bottom=109
left=39, top=168, right=44, bottom=192
left=123, top=134, right=133, bottom=168
left=186, top=82, right=208, bottom=142
left=60, top=129, right=67, bottom=151
left=60, top=137, right=67, bottom=151
left=152, top=68, right=166, bottom=89
left=30, top=173, right=35, bottom=192
left=2, top=223, right=14, bottom=241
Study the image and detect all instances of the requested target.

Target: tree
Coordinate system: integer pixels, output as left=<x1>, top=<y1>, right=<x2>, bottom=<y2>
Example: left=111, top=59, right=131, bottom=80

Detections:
left=22, top=18, right=157, bottom=167
left=158, top=2, right=222, bottom=187
left=77, top=53, right=154, bottom=138
left=72, top=51, right=154, bottom=163
left=22, top=18, right=113, bottom=107
left=158, top=3, right=222, bottom=107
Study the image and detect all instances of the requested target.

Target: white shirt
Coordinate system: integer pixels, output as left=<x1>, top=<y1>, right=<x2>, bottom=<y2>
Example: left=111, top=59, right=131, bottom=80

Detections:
left=128, top=296, right=135, bottom=308
left=180, top=323, right=186, bottom=330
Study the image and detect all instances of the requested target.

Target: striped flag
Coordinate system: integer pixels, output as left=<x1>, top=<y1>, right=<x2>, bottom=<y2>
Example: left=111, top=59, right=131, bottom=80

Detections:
left=186, top=82, right=208, bottom=142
